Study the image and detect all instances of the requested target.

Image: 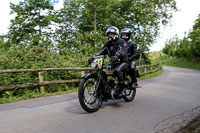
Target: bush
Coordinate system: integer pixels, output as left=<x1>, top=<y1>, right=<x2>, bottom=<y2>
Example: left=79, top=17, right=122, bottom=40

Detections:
left=0, top=45, right=92, bottom=97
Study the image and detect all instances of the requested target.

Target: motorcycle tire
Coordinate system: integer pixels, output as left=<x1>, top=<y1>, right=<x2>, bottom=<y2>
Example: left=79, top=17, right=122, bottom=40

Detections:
left=78, top=77, right=103, bottom=113
left=123, top=75, right=136, bottom=102
left=123, top=87, right=136, bottom=102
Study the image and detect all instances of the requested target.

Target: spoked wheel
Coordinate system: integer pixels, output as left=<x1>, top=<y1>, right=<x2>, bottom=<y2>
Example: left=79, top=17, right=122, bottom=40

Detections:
left=123, top=75, right=136, bottom=102
left=78, top=77, right=103, bottom=113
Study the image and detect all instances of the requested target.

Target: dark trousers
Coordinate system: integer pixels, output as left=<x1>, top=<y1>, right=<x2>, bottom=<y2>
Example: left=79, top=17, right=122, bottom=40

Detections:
left=105, top=62, right=129, bottom=84
left=129, top=61, right=137, bottom=83
left=114, top=63, right=129, bottom=84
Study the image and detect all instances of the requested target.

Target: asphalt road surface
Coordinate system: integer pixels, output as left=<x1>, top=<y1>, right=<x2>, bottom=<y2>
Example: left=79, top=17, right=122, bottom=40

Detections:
left=0, top=66, right=200, bottom=133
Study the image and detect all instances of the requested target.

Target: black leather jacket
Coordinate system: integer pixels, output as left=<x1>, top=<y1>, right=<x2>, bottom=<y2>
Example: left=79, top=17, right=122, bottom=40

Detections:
left=127, top=40, right=138, bottom=61
left=97, top=38, right=128, bottom=63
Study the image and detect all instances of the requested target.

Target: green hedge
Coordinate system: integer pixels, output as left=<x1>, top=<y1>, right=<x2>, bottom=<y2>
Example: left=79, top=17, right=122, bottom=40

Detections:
left=0, top=45, right=94, bottom=96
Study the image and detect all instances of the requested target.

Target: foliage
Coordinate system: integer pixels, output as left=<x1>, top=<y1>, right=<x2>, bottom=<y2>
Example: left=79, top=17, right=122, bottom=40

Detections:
left=162, top=35, right=181, bottom=56
left=7, top=0, right=60, bottom=49
left=188, top=14, right=200, bottom=58
left=57, top=0, right=177, bottom=55
left=0, top=36, right=11, bottom=50
left=56, top=0, right=116, bottom=53
left=150, top=51, right=200, bottom=70
left=2, top=0, right=177, bottom=58
left=118, top=0, right=177, bottom=50
left=162, top=14, right=200, bottom=61
left=0, top=45, right=88, bottom=97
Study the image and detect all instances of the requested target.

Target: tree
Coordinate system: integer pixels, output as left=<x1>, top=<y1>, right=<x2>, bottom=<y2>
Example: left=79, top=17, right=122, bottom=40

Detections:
left=162, top=14, right=200, bottom=61
left=175, top=37, right=191, bottom=59
left=6, top=0, right=177, bottom=58
left=188, top=14, right=200, bottom=58
left=59, top=0, right=177, bottom=56
left=117, top=0, right=177, bottom=56
left=162, top=35, right=180, bottom=57
left=7, top=0, right=59, bottom=49
left=59, top=0, right=118, bottom=51
left=0, top=35, right=12, bottom=51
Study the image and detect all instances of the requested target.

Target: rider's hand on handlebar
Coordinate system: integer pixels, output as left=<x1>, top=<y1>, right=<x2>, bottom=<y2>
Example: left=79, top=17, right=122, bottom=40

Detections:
left=109, top=56, right=118, bottom=62
left=88, top=57, right=94, bottom=64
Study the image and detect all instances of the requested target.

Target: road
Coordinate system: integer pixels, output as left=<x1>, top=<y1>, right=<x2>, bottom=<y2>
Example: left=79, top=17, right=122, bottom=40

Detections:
left=0, top=66, right=200, bottom=133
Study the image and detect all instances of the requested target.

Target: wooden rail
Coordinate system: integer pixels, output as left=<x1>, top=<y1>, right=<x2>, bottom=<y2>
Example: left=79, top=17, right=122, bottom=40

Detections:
left=0, top=67, right=94, bottom=73
left=0, top=63, right=160, bottom=92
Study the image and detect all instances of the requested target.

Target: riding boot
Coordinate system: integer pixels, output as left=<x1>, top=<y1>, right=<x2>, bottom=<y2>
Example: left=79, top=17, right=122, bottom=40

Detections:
left=131, top=82, right=137, bottom=89
left=118, top=82, right=126, bottom=98
left=130, top=70, right=138, bottom=89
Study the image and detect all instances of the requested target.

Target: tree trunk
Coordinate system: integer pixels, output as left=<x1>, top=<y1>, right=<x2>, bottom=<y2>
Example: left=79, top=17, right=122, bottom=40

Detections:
left=94, top=9, right=97, bottom=48
left=139, top=49, right=142, bottom=65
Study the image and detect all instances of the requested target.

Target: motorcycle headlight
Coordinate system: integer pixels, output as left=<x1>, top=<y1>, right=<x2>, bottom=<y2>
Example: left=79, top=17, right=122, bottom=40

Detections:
left=91, top=62, right=97, bottom=68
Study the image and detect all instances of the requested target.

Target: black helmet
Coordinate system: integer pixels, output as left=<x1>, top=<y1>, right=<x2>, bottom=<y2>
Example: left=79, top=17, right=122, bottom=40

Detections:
left=106, top=26, right=119, bottom=41
left=121, top=28, right=132, bottom=42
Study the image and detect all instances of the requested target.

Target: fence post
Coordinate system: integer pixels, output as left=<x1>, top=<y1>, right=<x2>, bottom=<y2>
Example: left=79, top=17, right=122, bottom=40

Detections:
left=144, top=67, right=147, bottom=75
left=38, top=72, right=45, bottom=93
left=81, top=71, right=85, bottom=77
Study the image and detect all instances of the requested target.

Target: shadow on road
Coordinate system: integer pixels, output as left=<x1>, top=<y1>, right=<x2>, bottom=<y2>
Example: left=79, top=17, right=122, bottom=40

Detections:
left=64, top=99, right=125, bottom=114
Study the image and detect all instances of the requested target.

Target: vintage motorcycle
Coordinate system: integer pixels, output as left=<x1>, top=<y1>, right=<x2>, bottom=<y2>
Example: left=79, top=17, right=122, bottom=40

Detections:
left=78, top=55, right=136, bottom=113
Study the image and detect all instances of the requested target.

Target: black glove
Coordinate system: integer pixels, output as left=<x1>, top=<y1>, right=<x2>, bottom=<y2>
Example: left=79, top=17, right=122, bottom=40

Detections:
left=109, top=56, right=118, bottom=62
left=88, top=57, right=94, bottom=64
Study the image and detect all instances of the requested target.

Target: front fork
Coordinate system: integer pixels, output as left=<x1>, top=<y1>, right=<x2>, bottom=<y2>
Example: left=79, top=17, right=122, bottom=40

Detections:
left=92, top=71, right=107, bottom=98
left=82, top=70, right=109, bottom=98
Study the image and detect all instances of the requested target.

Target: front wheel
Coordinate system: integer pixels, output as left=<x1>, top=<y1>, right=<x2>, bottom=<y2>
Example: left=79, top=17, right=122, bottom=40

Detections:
left=78, top=77, right=103, bottom=113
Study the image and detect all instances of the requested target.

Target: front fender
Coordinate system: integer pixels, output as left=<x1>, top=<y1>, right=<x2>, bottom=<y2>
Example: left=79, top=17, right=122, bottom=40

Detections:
left=82, top=73, right=98, bottom=79
left=81, top=72, right=107, bottom=89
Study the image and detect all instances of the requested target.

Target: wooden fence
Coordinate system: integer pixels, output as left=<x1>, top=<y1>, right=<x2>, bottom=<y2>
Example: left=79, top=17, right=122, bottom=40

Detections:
left=0, top=63, right=160, bottom=92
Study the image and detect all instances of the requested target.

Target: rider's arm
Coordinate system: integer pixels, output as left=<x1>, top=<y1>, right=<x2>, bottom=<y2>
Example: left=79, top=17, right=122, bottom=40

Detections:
left=96, top=42, right=110, bottom=56
left=115, top=39, right=128, bottom=59
left=128, top=41, right=138, bottom=60
left=88, top=43, right=109, bottom=64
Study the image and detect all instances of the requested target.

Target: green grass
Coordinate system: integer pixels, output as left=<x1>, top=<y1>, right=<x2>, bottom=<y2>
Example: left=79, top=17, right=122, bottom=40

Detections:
left=0, top=87, right=78, bottom=104
left=178, top=117, right=200, bottom=133
left=138, top=67, right=163, bottom=81
left=150, top=52, right=200, bottom=70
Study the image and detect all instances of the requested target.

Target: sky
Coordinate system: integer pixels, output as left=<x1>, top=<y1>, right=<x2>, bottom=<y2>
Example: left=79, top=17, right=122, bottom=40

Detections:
left=150, top=0, right=200, bottom=51
left=0, top=0, right=63, bottom=35
left=0, top=0, right=200, bottom=52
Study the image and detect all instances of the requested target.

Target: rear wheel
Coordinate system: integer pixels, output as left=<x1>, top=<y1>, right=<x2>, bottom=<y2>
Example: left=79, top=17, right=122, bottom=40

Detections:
left=78, top=77, right=103, bottom=113
left=123, top=75, right=136, bottom=102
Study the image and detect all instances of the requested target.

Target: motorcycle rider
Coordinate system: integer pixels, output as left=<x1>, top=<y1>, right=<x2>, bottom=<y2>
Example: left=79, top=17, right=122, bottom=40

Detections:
left=121, top=28, right=138, bottom=88
left=88, top=26, right=129, bottom=98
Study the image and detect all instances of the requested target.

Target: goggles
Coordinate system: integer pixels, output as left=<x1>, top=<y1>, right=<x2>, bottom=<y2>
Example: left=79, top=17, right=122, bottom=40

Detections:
left=121, top=33, right=129, bottom=37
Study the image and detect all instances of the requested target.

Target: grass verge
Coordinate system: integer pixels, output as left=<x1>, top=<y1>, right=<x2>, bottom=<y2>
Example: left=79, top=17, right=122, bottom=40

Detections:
left=0, top=87, right=78, bottom=104
left=150, top=52, right=200, bottom=70
left=178, top=116, right=200, bottom=133
left=138, top=66, right=163, bottom=81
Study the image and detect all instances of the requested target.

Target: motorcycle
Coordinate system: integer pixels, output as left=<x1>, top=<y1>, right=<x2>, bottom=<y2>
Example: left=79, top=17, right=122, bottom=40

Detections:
left=78, top=55, right=136, bottom=113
